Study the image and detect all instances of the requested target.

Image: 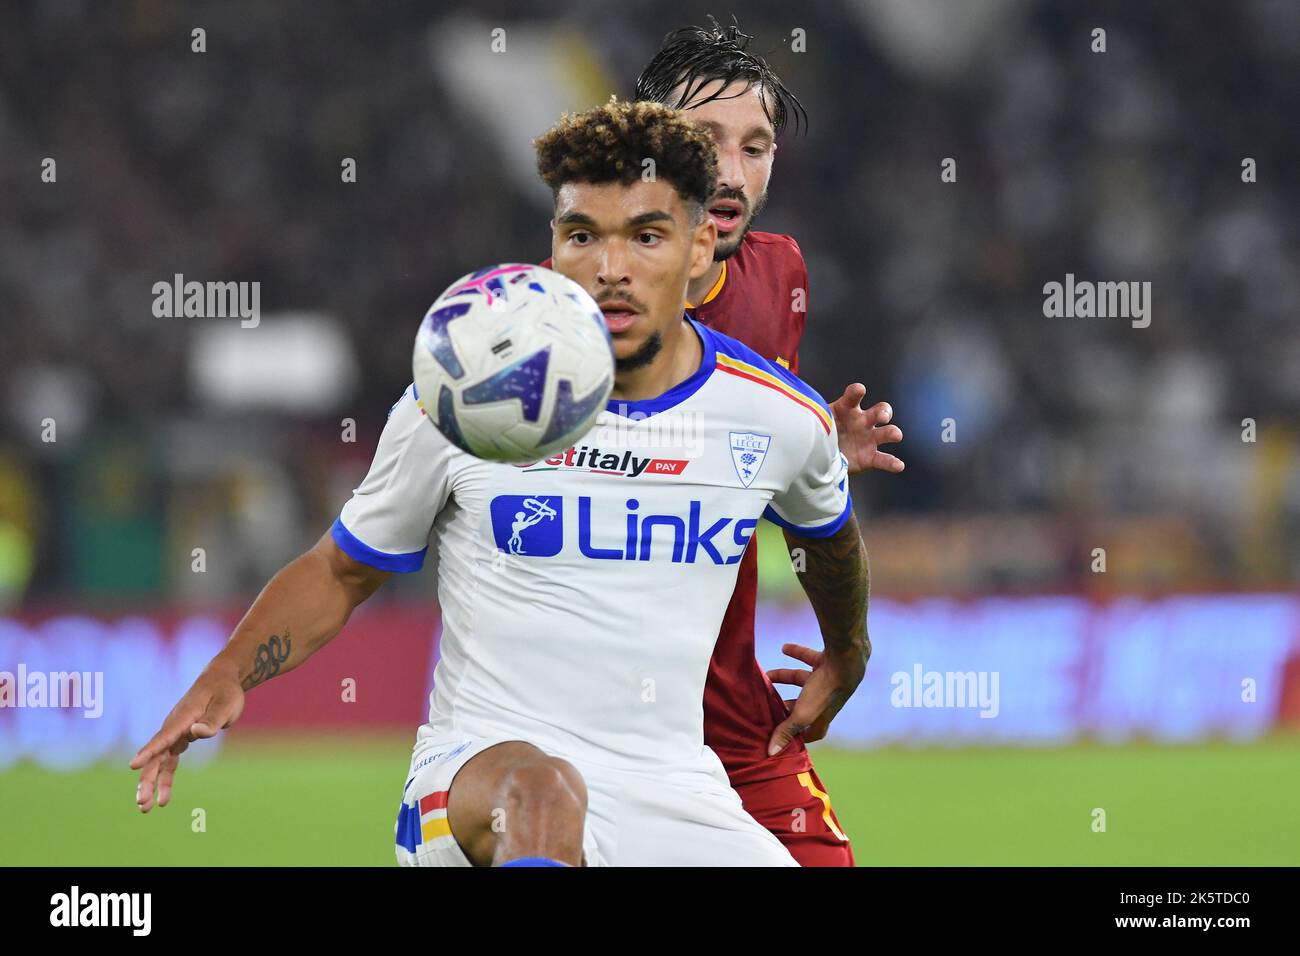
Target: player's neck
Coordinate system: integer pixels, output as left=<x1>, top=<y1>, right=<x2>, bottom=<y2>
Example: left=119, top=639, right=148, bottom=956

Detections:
left=610, top=317, right=703, bottom=403
left=686, top=261, right=724, bottom=307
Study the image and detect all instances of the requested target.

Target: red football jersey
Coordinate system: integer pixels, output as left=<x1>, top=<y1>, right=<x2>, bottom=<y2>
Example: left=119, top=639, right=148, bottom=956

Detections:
left=541, top=230, right=813, bottom=786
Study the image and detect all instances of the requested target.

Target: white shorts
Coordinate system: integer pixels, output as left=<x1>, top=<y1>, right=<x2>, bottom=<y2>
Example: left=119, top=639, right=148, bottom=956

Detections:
left=393, top=732, right=798, bottom=867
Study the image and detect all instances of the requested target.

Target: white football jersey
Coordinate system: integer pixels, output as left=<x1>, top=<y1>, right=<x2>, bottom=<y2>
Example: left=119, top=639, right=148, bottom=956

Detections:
left=334, top=318, right=851, bottom=779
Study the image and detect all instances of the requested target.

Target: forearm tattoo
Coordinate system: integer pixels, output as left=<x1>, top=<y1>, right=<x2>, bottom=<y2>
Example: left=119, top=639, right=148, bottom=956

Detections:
left=245, top=629, right=293, bottom=688
left=790, top=517, right=871, bottom=662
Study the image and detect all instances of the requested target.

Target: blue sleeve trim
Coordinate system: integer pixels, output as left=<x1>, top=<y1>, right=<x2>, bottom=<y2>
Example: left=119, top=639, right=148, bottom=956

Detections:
left=763, top=493, right=853, bottom=539
left=331, top=517, right=427, bottom=573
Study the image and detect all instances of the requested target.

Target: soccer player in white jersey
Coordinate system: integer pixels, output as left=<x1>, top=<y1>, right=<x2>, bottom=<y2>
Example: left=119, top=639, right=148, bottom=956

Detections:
left=130, top=100, right=872, bottom=867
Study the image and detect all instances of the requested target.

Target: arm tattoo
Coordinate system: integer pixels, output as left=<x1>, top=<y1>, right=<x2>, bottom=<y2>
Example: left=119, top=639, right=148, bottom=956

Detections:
left=786, top=515, right=871, bottom=662
left=245, top=629, right=293, bottom=689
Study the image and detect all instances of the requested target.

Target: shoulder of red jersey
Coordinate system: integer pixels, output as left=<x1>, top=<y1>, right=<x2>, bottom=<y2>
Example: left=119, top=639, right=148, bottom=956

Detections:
left=741, top=230, right=806, bottom=266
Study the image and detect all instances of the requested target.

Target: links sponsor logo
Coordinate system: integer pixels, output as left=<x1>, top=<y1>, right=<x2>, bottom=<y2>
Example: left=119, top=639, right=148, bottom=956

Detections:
left=489, top=494, right=756, bottom=564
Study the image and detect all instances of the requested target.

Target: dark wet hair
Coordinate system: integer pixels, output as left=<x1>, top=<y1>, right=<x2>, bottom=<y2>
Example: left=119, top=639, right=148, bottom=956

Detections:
left=634, top=15, right=808, bottom=138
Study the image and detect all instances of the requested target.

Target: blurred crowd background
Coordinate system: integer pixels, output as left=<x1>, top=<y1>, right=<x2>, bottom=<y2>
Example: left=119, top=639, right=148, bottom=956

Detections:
left=1, top=0, right=1297, bottom=609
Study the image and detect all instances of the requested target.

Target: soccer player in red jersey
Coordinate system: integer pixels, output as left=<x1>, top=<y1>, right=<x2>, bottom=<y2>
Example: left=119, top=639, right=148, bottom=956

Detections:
left=543, top=22, right=904, bottom=865
left=633, top=22, right=904, bottom=867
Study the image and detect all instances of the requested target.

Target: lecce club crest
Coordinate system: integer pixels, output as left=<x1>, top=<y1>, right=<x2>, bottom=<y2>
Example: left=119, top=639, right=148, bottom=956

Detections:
left=729, top=432, right=771, bottom=488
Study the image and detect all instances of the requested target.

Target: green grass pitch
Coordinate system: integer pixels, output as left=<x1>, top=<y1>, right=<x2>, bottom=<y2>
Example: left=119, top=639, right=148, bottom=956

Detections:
left=2, top=735, right=1297, bottom=866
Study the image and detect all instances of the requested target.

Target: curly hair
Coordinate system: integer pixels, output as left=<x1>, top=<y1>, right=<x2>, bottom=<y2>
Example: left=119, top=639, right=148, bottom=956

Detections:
left=534, top=98, right=718, bottom=220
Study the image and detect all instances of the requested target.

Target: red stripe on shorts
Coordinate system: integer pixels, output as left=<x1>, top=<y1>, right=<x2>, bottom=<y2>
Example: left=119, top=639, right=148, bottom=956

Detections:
left=419, top=791, right=449, bottom=815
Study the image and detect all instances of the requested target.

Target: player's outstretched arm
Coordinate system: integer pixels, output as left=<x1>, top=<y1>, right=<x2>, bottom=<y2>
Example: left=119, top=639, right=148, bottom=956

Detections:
left=767, top=514, right=870, bottom=755
left=129, top=532, right=391, bottom=811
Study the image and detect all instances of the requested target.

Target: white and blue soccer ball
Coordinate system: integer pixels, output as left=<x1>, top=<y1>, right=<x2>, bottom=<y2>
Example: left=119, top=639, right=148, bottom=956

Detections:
left=412, top=263, right=615, bottom=464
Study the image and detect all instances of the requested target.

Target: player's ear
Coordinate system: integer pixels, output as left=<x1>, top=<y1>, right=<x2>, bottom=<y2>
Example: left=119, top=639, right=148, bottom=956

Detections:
left=688, top=205, right=717, bottom=281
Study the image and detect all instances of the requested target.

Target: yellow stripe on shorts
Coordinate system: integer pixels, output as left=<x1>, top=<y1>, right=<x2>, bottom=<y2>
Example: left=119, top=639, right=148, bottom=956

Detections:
left=421, top=816, right=453, bottom=841
left=797, top=771, right=848, bottom=842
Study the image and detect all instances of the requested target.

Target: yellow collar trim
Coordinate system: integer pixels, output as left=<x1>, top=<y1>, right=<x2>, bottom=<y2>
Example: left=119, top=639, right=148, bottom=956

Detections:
left=685, top=261, right=727, bottom=310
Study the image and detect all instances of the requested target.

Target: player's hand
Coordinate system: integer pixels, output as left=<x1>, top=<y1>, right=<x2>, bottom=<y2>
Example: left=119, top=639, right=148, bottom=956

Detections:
left=766, top=642, right=864, bottom=755
left=129, top=662, right=245, bottom=813
left=767, top=643, right=830, bottom=744
left=830, top=383, right=904, bottom=476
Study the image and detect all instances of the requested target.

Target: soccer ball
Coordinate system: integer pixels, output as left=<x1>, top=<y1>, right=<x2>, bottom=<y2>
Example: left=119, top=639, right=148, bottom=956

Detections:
left=412, top=263, right=615, bottom=463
